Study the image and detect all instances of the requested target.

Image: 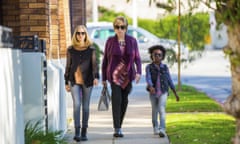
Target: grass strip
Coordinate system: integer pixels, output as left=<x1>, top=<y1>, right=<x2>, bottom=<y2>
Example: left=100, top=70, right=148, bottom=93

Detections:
left=167, top=85, right=223, bottom=112
left=165, top=85, right=234, bottom=144
left=167, top=113, right=235, bottom=144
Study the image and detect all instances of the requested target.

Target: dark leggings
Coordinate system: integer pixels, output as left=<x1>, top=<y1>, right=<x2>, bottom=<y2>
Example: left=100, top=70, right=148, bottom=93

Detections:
left=111, top=82, right=132, bottom=129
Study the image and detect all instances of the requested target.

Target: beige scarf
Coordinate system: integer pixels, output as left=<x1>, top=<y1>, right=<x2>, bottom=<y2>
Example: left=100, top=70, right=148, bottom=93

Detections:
left=73, top=44, right=88, bottom=51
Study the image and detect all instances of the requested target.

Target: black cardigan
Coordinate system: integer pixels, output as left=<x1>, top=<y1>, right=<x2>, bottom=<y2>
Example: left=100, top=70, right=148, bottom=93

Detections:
left=64, top=45, right=99, bottom=87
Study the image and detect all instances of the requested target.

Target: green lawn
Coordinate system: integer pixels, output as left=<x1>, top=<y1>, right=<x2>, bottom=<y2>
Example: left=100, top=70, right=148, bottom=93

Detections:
left=167, top=85, right=223, bottom=112
left=166, top=85, right=235, bottom=144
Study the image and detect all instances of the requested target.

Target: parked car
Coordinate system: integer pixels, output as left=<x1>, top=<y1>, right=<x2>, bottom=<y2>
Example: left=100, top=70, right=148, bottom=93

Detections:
left=87, top=22, right=189, bottom=62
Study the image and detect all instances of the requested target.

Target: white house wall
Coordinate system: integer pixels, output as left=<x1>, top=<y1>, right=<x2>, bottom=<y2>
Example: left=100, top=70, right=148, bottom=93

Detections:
left=0, top=48, right=25, bottom=144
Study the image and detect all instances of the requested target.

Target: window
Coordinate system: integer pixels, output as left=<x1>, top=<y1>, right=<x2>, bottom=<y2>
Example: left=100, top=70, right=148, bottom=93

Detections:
left=94, top=29, right=115, bottom=40
left=127, top=29, right=146, bottom=43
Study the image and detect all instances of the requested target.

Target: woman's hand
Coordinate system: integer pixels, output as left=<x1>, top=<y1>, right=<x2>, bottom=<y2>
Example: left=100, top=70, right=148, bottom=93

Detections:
left=102, top=81, right=107, bottom=87
left=93, top=78, right=98, bottom=86
left=65, top=85, right=71, bottom=92
left=135, top=74, right=141, bottom=84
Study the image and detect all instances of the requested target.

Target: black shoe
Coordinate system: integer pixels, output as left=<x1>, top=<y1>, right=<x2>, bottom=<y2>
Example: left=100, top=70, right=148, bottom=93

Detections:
left=73, top=127, right=81, bottom=142
left=113, top=132, right=124, bottom=138
left=81, top=136, right=88, bottom=141
left=81, top=128, right=88, bottom=141
left=73, top=136, right=81, bottom=142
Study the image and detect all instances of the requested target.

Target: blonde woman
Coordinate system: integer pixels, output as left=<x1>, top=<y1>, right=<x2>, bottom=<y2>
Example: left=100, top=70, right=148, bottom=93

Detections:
left=64, top=25, right=99, bottom=142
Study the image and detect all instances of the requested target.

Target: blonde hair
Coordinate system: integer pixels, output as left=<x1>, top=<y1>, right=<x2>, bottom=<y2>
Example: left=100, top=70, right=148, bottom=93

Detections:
left=113, top=16, right=128, bottom=28
left=72, top=25, right=92, bottom=47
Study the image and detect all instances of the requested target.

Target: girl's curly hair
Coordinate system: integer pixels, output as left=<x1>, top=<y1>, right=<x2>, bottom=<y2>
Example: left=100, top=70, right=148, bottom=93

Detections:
left=148, top=45, right=166, bottom=60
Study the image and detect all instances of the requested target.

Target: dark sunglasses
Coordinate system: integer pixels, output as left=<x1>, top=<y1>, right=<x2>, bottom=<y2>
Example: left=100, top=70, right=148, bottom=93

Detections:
left=153, top=53, right=162, bottom=57
left=76, top=32, right=85, bottom=35
left=114, top=25, right=126, bottom=30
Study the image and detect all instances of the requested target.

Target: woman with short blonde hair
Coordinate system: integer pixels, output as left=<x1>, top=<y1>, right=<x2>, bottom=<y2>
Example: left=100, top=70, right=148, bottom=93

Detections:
left=102, top=16, right=142, bottom=138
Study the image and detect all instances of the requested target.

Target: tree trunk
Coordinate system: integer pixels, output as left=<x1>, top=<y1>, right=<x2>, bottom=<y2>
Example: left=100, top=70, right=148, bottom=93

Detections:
left=223, top=24, right=240, bottom=144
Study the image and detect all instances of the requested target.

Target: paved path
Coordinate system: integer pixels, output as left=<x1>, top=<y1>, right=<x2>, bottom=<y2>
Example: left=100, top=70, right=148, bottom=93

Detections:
left=65, top=85, right=170, bottom=144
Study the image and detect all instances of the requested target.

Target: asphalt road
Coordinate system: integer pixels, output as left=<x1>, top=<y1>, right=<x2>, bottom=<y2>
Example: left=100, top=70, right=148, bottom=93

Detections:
left=171, top=49, right=231, bottom=104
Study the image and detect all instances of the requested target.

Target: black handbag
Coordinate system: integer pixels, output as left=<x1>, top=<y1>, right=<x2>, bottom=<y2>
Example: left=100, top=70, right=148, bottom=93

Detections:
left=98, top=86, right=111, bottom=111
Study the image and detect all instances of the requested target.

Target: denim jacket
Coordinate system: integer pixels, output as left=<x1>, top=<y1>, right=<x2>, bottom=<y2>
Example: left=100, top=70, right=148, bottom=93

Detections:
left=145, top=63, right=175, bottom=93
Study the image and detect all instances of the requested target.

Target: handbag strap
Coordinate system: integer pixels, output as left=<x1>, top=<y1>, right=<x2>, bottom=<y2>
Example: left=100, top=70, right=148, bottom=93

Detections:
left=103, top=86, right=111, bottom=100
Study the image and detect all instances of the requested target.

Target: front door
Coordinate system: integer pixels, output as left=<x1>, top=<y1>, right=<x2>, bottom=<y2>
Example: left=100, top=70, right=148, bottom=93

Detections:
left=0, top=0, right=2, bottom=25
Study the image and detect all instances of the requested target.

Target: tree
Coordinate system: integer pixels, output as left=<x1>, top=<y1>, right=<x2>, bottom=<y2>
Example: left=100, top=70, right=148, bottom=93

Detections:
left=155, top=0, right=240, bottom=143
left=214, top=1, right=240, bottom=144
left=127, top=0, right=240, bottom=143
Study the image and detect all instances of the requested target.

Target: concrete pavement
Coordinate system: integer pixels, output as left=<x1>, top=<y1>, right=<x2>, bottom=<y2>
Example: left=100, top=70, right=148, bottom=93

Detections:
left=64, top=85, right=170, bottom=144
left=61, top=56, right=171, bottom=143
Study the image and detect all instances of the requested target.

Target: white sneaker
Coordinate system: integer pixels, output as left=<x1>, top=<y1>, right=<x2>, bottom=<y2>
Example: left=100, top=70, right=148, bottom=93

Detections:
left=159, top=129, right=166, bottom=137
left=153, top=127, right=159, bottom=135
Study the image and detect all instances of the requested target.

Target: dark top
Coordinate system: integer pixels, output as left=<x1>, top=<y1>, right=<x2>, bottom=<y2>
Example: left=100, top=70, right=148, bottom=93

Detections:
left=64, top=45, right=99, bottom=87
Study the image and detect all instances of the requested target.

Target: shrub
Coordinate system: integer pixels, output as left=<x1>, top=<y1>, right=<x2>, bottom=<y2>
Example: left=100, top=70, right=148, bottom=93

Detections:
left=98, top=6, right=209, bottom=51
left=24, top=120, right=67, bottom=144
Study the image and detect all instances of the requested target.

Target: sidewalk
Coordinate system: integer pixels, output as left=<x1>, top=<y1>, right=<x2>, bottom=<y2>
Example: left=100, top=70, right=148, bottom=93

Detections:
left=64, top=85, right=170, bottom=144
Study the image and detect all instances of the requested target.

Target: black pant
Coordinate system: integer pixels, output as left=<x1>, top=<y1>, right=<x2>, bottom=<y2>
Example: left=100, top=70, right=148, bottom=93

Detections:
left=111, top=82, right=132, bottom=129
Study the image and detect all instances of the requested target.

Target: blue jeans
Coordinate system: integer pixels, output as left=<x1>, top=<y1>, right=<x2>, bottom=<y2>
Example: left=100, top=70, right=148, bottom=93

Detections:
left=149, top=92, right=168, bottom=131
left=70, top=84, right=93, bottom=128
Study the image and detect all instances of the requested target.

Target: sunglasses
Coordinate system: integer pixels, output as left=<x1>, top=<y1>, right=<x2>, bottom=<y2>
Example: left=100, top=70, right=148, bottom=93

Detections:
left=153, top=53, right=162, bottom=58
left=114, top=25, right=126, bottom=30
left=76, top=32, right=85, bottom=35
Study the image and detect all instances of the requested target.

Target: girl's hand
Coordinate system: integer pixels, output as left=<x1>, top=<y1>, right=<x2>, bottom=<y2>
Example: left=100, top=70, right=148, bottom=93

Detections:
left=175, top=94, right=180, bottom=102
left=135, top=74, right=141, bottom=84
left=149, top=86, right=155, bottom=94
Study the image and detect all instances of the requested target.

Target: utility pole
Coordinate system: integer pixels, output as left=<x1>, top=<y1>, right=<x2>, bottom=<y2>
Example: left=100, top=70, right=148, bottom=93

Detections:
left=177, top=0, right=182, bottom=91
left=132, top=0, right=137, bottom=28
left=93, top=0, right=98, bottom=23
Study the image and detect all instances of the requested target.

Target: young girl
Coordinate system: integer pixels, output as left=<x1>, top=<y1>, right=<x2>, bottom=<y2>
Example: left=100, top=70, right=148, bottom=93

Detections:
left=145, top=45, right=179, bottom=137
